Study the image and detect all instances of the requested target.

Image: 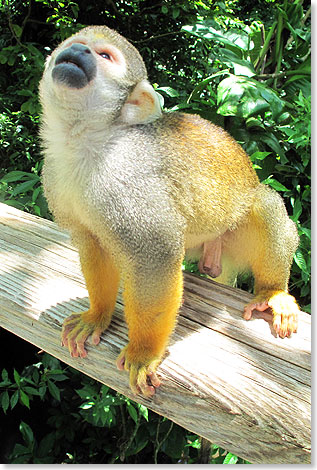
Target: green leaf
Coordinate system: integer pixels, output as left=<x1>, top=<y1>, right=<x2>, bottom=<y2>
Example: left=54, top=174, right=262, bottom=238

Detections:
left=183, top=24, right=249, bottom=51
left=11, top=179, right=38, bottom=197
left=157, top=86, right=179, bottom=97
left=246, top=117, right=265, bottom=129
left=1, top=171, right=38, bottom=183
left=0, top=52, right=9, bottom=64
left=12, top=24, right=22, bottom=38
left=10, top=443, right=31, bottom=462
left=161, top=424, right=185, bottom=459
left=14, top=369, right=21, bottom=386
left=20, top=421, right=34, bottom=448
left=23, top=386, right=41, bottom=396
left=172, top=7, right=180, bottom=19
left=127, top=402, right=138, bottom=424
left=125, top=436, right=149, bottom=457
left=250, top=151, right=271, bottom=161
left=186, top=437, right=201, bottom=449
left=262, top=178, right=289, bottom=192
left=20, top=390, right=30, bottom=409
left=38, top=433, right=55, bottom=458
left=223, top=452, right=239, bottom=464
left=187, top=70, right=229, bottom=103
left=2, top=369, right=9, bottom=381
left=49, top=369, right=69, bottom=377
left=38, top=385, right=47, bottom=399
left=17, top=89, right=35, bottom=97
left=75, top=384, right=98, bottom=399
left=10, top=390, right=19, bottom=409
left=1, top=391, right=10, bottom=413
left=292, top=198, right=302, bottom=222
left=7, top=53, right=16, bottom=66
left=217, top=75, right=284, bottom=120
left=101, top=384, right=109, bottom=395
left=220, top=49, right=256, bottom=77
left=32, top=186, right=41, bottom=203
left=47, top=380, right=61, bottom=401
left=294, top=250, right=307, bottom=272
left=80, top=402, right=94, bottom=410
left=299, top=227, right=311, bottom=240
left=137, top=404, right=149, bottom=421
left=260, top=134, right=285, bottom=160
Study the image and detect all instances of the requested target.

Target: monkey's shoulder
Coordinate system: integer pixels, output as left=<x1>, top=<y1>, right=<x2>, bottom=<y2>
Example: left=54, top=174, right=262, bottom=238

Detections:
left=145, top=111, right=238, bottom=147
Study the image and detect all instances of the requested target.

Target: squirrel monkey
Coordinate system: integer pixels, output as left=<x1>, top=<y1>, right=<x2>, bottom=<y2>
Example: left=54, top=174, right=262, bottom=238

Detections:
left=39, top=26, right=300, bottom=397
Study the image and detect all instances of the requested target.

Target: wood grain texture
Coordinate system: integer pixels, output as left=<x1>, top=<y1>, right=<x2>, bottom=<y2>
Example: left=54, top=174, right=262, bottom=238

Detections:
left=0, top=202, right=310, bottom=464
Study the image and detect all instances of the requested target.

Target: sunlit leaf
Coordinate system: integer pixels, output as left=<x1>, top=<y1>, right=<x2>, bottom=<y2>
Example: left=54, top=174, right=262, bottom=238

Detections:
left=223, top=452, right=239, bottom=464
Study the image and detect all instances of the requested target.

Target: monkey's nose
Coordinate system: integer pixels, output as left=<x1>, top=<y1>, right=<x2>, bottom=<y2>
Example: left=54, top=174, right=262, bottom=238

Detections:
left=68, top=43, right=92, bottom=55
left=52, top=42, right=97, bottom=89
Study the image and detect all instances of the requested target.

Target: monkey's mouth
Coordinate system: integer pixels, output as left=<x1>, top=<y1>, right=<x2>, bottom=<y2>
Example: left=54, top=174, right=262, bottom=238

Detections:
left=52, top=44, right=97, bottom=89
left=53, top=60, right=90, bottom=89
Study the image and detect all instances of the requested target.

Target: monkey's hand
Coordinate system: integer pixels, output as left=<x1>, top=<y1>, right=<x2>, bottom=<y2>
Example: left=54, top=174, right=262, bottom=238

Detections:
left=243, top=290, right=299, bottom=338
left=61, top=312, right=110, bottom=358
left=116, top=346, right=161, bottom=397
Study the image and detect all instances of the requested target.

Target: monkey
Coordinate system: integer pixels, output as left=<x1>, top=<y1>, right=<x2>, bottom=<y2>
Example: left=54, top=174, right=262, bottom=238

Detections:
left=198, top=237, right=223, bottom=278
left=39, top=25, right=300, bottom=397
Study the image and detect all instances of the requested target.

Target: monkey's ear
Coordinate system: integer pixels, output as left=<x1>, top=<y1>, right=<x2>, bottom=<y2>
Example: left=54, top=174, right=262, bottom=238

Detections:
left=121, top=80, right=162, bottom=125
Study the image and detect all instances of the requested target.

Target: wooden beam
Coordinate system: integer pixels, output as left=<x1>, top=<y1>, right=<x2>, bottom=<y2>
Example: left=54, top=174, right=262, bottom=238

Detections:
left=0, top=202, right=310, bottom=464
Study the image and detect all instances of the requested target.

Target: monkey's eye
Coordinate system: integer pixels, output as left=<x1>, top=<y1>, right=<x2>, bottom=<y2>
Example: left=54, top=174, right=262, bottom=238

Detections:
left=99, top=52, right=111, bottom=60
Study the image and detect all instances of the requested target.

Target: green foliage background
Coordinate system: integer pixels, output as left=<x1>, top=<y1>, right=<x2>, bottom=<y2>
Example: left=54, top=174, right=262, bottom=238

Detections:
left=0, top=0, right=311, bottom=464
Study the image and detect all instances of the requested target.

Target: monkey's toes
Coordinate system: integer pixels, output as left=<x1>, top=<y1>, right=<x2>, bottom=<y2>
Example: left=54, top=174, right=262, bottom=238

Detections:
left=243, top=301, right=270, bottom=321
left=130, top=366, right=161, bottom=397
left=116, top=350, right=126, bottom=371
left=116, top=348, right=161, bottom=397
left=61, top=312, right=102, bottom=358
left=269, top=293, right=299, bottom=338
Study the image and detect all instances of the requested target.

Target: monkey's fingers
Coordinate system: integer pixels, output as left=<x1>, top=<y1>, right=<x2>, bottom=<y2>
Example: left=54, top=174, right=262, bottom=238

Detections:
left=61, top=313, right=82, bottom=347
left=62, top=324, right=90, bottom=358
left=243, top=291, right=299, bottom=338
left=61, top=312, right=99, bottom=358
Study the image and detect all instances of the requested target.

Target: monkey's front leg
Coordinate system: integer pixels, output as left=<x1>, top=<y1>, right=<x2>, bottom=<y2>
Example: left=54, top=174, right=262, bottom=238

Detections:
left=117, top=267, right=183, bottom=397
left=62, top=232, right=120, bottom=357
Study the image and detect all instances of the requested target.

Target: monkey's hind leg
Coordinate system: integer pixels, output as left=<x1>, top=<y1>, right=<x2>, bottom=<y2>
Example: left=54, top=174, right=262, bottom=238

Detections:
left=117, top=262, right=183, bottom=397
left=226, top=184, right=300, bottom=338
left=61, top=231, right=120, bottom=358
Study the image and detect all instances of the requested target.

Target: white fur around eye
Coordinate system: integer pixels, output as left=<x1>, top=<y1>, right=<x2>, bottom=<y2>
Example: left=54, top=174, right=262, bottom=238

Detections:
left=96, top=44, right=127, bottom=79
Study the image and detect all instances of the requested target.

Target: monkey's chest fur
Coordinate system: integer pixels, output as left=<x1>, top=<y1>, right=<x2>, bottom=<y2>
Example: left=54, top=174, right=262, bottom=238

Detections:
left=42, top=114, right=258, bottom=260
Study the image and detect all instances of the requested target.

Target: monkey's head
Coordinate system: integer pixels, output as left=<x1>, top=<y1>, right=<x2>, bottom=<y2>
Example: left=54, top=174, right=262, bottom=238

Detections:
left=40, top=26, right=161, bottom=126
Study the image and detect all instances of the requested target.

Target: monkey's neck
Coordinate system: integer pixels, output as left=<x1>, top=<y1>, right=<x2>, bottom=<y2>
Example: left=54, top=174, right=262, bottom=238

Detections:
left=43, top=106, right=119, bottom=145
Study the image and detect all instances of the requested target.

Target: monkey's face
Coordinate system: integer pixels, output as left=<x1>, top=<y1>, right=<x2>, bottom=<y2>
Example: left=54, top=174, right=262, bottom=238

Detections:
left=40, top=27, right=147, bottom=115
left=40, top=26, right=161, bottom=127
left=49, top=35, right=129, bottom=90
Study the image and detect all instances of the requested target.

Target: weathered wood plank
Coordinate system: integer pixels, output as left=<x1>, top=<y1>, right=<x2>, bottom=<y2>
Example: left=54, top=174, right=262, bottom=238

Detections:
left=0, top=202, right=311, bottom=464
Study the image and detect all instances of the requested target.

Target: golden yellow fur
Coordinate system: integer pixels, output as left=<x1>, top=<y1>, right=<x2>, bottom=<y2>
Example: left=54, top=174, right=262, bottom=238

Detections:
left=40, top=26, right=300, bottom=397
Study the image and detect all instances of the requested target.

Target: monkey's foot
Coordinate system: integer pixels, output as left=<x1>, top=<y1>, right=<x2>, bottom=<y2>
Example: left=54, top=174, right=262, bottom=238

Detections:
left=116, top=346, right=161, bottom=397
left=243, top=290, right=299, bottom=338
left=61, top=312, right=109, bottom=358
